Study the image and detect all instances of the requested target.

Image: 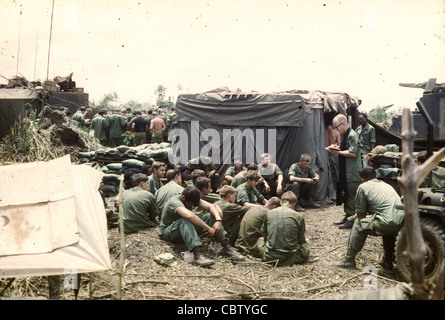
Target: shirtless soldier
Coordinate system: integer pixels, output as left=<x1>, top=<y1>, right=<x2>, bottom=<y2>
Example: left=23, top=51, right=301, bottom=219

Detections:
left=150, top=111, right=167, bottom=144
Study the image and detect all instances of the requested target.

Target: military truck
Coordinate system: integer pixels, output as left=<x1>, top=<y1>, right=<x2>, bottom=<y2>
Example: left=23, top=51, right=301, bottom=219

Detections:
left=395, top=187, right=445, bottom=283
left=365, top=79, right=445, bottom=289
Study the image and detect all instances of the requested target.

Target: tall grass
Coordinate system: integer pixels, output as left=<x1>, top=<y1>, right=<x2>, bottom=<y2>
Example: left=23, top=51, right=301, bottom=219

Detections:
left=0, top=117, right=65, bottom=163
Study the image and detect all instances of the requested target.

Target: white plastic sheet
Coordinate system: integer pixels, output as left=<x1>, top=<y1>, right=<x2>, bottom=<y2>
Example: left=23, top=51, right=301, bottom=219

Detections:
left=0, top=156, right=112, bottom=278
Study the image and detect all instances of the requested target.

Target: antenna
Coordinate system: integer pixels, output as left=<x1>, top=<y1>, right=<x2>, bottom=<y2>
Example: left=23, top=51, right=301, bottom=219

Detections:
left=16, top=9, right=23, bottom=76
left=47, top=0, right=55, bottom=81
left=34, top=18, right=40, bottom=81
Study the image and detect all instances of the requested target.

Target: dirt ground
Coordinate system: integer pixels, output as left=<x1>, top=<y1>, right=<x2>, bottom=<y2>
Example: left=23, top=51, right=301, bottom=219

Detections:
left=1, top=201, right=408, bottom=301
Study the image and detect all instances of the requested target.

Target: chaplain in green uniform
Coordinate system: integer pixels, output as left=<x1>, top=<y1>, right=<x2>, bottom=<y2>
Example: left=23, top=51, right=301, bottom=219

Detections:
left=122, top=173, right=158, bottom=234
left=257, top=191, right=310, bottom=266
left=336, top=166, right=405, bottom=269
left=327, top=114, right=362, bottom=229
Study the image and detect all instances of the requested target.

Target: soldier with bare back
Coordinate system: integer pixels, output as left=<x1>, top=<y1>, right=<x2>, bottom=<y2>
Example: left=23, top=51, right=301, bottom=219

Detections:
left=150, top=111, right=167, bottom=143
left=325, top=122, right=341, bottom=203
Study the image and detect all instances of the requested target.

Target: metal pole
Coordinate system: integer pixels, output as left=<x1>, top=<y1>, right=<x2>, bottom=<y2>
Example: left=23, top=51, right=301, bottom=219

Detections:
left=47, top=0, right=55, bottom=81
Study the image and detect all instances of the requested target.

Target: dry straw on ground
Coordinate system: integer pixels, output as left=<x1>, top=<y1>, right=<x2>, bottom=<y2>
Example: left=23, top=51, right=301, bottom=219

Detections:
left=0, top=203, right=406, bottom=300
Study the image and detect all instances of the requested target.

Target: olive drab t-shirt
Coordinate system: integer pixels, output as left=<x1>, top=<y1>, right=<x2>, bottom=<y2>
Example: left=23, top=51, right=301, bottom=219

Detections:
left=122, top=187, right=157, bottom=234
left=160, top=195, right=187, bottom=231
left=355, top=179, right=405, bottom=229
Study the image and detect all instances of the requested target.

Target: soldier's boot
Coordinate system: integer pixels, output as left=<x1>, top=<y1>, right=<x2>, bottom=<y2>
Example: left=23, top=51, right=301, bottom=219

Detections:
left=336, top=250, right=357, bottom=268
left=307, top=197, right=321, bottom=208
left=219, top=238, right=246, bottom=262
left=379, top=238, right=396, bottom=270
left=191, top=247, right=215, bottom=267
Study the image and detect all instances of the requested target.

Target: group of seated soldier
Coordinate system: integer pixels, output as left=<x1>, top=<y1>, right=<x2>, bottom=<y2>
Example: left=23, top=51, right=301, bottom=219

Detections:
left=105, top=152, right=322, bottom=267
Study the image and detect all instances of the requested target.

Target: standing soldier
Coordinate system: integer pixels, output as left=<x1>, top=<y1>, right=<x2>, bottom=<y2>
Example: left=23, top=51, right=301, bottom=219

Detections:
left=327, top=114, right=362, bottom=229
left=106, top=108, right=126, bottom=147
left=72, top=106, right=86, bottom=127
left=356, top=113, right=376, bottom=166
left=150, top=111, right=167, bottom=144
left=131, top=111, right=149, bottom=146
left=145, top=109, right=154, bottom=143
left=91, top=110, right=108, bottom=146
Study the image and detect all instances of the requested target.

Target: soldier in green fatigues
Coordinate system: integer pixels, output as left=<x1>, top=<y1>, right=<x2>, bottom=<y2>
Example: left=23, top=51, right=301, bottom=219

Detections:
left=148, top=161, right=166, bottom=194
left=195, top=177, right=221, bottom=204
left=160, top=186, right=245, bottom=267
left=91, top=110, right=108, bottom=146
left=220, top=156, right=246, bottom=188
left=230, top=163, right=259, bottom=189
left=327, top=114, right=362, bottom=229
left=214, top=185, right=250, bottom=246
left=257, top=191, right=310, bottom=267
left=187, top=156, right=220, bottom=193
left=336, top=166, right=405, bottom=269
left=122, top=173, right=158, bottom=234
left=235, top=197, right=281, bottom=257
left=145, top=109, right=154, bottom=143
left=356, top=113, right=376, bottom=166
left=286, top=153, right=321, bottom=211
left=179, top=165, right=193, bottom=188
left=192, top=177, right=223, bottom=218
left=235, top=171, right=266, bottom=207
left=154, top=169, right=184, bottom=220
left=257, top=153, right=284, bottom=199
left=106, top=108, right=127, bottom=147
left=71, top=106, right=86, bottom=125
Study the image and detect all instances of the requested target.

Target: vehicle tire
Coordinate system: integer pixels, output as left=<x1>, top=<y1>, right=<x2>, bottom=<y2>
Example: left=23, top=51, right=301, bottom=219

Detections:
left=395, top=216, right=445, bottom=283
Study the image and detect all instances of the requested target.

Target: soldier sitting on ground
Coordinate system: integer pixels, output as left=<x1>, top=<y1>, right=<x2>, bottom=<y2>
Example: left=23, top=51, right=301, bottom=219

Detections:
left=257, top=191, right=310, bottom=267
left=160, top=186, right=245, bottom=267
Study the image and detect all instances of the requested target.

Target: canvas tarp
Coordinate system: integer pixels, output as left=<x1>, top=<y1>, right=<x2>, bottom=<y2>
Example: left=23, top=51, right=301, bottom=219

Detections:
left=0, top=87, right=38, bottom=139
left=0, top=155, right=112, bottom=278
left=172, top=88, right=359, bottom=202
left=175, top=87, right=359, bottom=127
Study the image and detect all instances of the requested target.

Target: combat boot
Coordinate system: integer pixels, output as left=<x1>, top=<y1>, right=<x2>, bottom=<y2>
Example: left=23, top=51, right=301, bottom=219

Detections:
left=378, top=257, right=393, bottom=270
left=191, top=247, right=215, bottom=267
left=219, top=238, right=246, bottom=262
left=307, top=197, right=321, bottom=208
left=336, top=251, right=357, bottom=268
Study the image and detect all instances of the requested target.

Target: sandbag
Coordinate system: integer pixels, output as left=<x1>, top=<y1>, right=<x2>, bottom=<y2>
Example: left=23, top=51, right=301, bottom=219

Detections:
left=122, top=159, right=145, bottom=169
left=106, top=163, right=123, bottom=172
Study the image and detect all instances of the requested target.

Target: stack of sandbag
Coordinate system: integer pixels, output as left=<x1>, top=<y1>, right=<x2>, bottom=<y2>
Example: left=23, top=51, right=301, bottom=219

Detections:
left=78, top=142, right=171, bottom=164
left=101, top=173, right=121, bottom=197
left=78, top=143, right=172, bottom=197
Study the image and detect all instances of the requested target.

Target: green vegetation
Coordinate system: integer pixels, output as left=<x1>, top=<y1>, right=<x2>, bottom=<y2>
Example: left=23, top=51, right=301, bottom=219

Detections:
left=367, top=105, right=402, bottom=130
left=89, top=84, right=176, bottom=114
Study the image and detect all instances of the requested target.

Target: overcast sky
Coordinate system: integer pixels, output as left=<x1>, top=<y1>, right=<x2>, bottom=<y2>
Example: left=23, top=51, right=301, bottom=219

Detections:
left=0, top=0, right=443, bottom=111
